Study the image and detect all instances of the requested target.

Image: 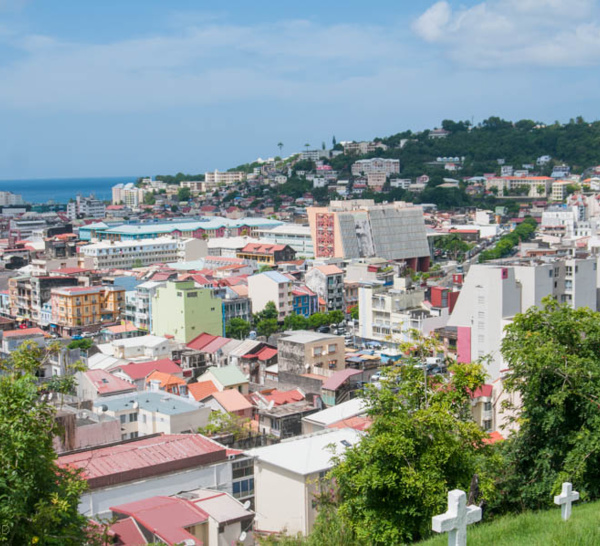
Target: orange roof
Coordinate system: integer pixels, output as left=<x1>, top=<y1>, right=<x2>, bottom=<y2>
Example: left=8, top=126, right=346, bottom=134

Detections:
left=104, top=321, right=139, bottom=334
left=3, top=327, right=46, bottom=338
left=314, top=264, right=343, bottom=275
left=483, top=431, right=505, bottom=445
left=145, top=371, right=186, bottom=389
left=209, top=390, right=253, bottom=413
left=327, top=416, right=372, bottom=431
left=188, top=380, right=218, bottom=401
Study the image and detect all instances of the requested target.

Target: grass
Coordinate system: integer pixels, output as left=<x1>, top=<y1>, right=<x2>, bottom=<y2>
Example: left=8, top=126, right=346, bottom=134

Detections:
left=419, top=500, right=600, bottom=546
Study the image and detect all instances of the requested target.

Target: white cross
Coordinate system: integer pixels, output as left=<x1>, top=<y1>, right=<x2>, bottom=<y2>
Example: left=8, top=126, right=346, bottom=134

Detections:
left=432, top=489, right=482, bottom=546
left=554, top=482, right=579, bottom=521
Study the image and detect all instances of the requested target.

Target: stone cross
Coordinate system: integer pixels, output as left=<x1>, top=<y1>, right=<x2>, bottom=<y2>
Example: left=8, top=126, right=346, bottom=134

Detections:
left=432, top=489, right=482, bottom=546
left=554, top=482, right=579, bottom=521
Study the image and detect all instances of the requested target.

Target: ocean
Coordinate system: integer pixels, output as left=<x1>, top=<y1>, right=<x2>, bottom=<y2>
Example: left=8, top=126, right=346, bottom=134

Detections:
left=0, top=176, right=138, bottom=204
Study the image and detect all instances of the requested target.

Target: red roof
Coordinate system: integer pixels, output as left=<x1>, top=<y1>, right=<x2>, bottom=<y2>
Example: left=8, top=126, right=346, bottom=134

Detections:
left=3, top=327, right=46, bottom=338
left=186, top=332, right=232, bottom=353
left=470, top=384, right=493, bottom=399
left=188, top=380, right=219, bottom=401
left=321, top=368, right=363, bottom=391
left=84, top=369, right=135, bottom=395
left=483, top=431, right=505, bottom=445
left=52, top=267, right=91, bottom=275
left=209, top=390, right=253, bottom=413
left=111, top=496, right=208, bottom=545
left=109, top=517, right=147, bottom=546
left=118, top=359, right=182, bottom=381
left=327, top=416, right=372, bottom=431
left=242, top=346, right=277, bottom=362
left=58, top=434, right=227, bottom=488
left=239, top=242, right=287, bottom=255
left=261, top=388, right=304, bottom=406
left=145, top=371, right=186, bottom=388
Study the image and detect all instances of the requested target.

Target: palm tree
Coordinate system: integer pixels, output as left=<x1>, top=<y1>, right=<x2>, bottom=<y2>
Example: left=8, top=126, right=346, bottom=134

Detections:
left=304, top=143, right=310, bottom=150
left=277, top=142, right=283, bottom=155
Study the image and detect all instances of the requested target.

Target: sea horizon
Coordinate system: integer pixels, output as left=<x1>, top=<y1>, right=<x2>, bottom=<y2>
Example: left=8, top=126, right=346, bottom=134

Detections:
left=0, top=176, right=138, bottom=204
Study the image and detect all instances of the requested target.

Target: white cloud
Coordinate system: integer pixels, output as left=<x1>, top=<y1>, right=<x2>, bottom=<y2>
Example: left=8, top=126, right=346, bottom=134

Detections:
left=0, top=18, right=407, bottom=113
left=413, top=0, right=600, bottom=67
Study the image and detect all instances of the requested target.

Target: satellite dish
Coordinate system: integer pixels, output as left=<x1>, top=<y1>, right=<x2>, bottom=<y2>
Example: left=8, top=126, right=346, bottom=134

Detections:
left=132, top=401, right=139, bottom=409
left=239, top=531, right=247, bottom=542
left=243, top=501, right=251, bottom=510
left=101, top=404, right=108, bottom=412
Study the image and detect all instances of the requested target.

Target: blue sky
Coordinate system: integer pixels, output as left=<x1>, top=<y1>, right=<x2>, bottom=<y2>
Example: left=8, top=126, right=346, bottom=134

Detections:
left=1, top=0, right=600, bottom=178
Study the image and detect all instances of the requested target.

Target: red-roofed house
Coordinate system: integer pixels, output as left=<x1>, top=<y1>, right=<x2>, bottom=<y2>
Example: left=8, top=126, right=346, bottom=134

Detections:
left=114, top=359, right=183, bottom=390
left=77, top=369, right=137, bottom=401
left=470, top=383, right=494, bottom=432
left=146, top=371, right=188, bottom=397
left=101, top=321, right=144, bottom=342
left=109, top=517, right=147, bottom=546
left=237, top=243, right=296, bottom=265
left=204, top=389, right=253, bottom=419
left=188, top=380, right=219, bottom=402
left=1, top=327, right=47, bottom=353
left=109, top=489, right=254, bottom=546
left=57, top=433, right=249, bottom=516
left=321, top=368, right=363, bottom=407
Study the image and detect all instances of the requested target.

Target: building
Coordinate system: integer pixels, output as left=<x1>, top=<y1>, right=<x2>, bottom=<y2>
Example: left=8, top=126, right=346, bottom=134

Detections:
left=76, top=369, right=137, bottom=401
left=50, top=285, right=125, bottom=334
left=277, top=330, right=345, bottom=380
left=92, top=391, right=210, bottom=440
left=124, top=280, right=164, bottom=331
left=152, top=281, right=223, bottom=342
left=57, top=433, right=252, bottom=516
left=249, top=428, right=363, bottom=536
left=342, top=141, right=388, bottom=155
left=307, top=200, right=430, bottom=270
left=197, top=365, right=249, bottom=395
left=247, top=271, right=293, bottom=321
left=551, top=180, right=570, bottom=202
left=292, top=285, right=318, bottom=318
left=204, top=389, right=253, bottom=419
left=78, top=237, right=207, bottom=269
left=204, top=170, right=246, bottom=186
left=236, top=243, right=296, bottom=266
left=351, top=158, right=400, bottom=176
left=367, top=172, right=387, bottom=190
left=0, top=191, right=25, bottom=206
left=112, top=182, right=147, bottom=207
left=301, top=398, right=368, bottom=433
left=104, top=334, right=177, bottom=361
left=66, top=195, right=106, bottom=220
left=256, top=224, right=315, bottom=257
left=113, top=358, right=183, bottom=389
left=486, top=176, right=554, bottom=197
left=448, top=259, right=598, bottom=382
left=1, top=327, right=47, bottom=354
left=305, top=265, right=345, bottom=312
left=109, top=490, right=254, bottom=546
left=257, top=400, right=318, bottom=439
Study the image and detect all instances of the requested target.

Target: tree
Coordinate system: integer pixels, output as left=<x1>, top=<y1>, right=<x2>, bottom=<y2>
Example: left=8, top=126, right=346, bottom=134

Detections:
left=67, top=338, right=93, bottom=351
left=326, top=310, right=344, bottom=325
left=496, top=298, right=600, bottom=512
left=330, top=349, right=488, bottom=545
left=308, top=313, right=328, bottom=329
left=278, top=142, right=284, bottom=155
left=257, top=318, right=279, bottom=338
left=258, top=264, right=273, bottom=273
left=177, top=186, right=191, bottom=202
left=226, top=318, right=251, bottom=340
left=253, top=301, right=278, bottom=325
left=198, top=411, right=250, bottom=441
left=433, top=234, right=472, bottom=262
left=350, top=306, right=359, bottom=320
left=283, top=314, right=309, bottom=331
left=143, top=191, right=156, bottom=205
left=0, top=342, right=99, bottom=545
left=132, top=258, right=144, bottom=268
left=332, top=135, right=337, bottom=148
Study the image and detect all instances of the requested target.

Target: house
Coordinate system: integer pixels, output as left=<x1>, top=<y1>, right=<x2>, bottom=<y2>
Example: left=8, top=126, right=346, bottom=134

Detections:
left=1, top=327, right=47, bottom=354
left=305, top=265, right=345, bottom=312
left=92, top=391, right=211, bottom=440
left=58, top=433, right=252, bottom=516
left=236, top=243, right=296, bottom=266
left=100, top=321, right=144, bottom=342
left=101, top=334, right=177, bottom=361
left=301, top=398, right=368, bottom=434
left=249, top=428, right=363, bottom=536
left=113, top=358, right=183, bottom=390
left=204, top=389, right=254, bottom=419
left=53, top=406, right=121, bottom=454
left=146, top=371, right=188, bottom=397
left=197, top=365, right=249, bottom=395
left=109, top=490, right=254, bottom=546
left=257, top=400, right=318, bottom=439
left=76, top=369, right=137, bottom=401
left=320, top=368, right=364, bottom=407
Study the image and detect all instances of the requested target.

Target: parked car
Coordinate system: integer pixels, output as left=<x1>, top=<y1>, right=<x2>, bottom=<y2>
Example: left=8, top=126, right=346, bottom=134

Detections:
left=316, top=325, right=330, bottom=333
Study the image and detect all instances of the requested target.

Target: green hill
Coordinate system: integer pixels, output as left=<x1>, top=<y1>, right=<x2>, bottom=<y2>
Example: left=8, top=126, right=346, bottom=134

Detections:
left=419, top=500, right=600, bottom=546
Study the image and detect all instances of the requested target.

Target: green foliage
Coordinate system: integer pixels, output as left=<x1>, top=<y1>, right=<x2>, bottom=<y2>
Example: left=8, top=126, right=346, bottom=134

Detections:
left=67, top=338, right=93, bottom=351
left=495, top=298, right=600, bottom=513
left=329, top=338, right=488, bottom=544
left=257, top=318, right=279, bottom=338
left=283, top=314, right=309, bottom=331
left=350, top=306, right=359, bottom=320
left=259, top=264, right=273, bottom=273
left=226, top=318, right=251, bottom=340
left=143, top=191, right=156, bottom=205
left=198, top=411, right=250, bottom=441
left=0, top=342, right=98, bottom=545
left=155, top=172, right=204, bottom=184
left=132, top=258, right=144, bottom=268
left=253, top=301, right=278, bottom=325
left=433, top=234, right=472, bottom=262
left=327, top=310, right=345, bottom=325
left=308, top=313, right=328, bottom=329
left=479, top=217, right=537, bottom=262
left=177, top=186, right=191, bottom=202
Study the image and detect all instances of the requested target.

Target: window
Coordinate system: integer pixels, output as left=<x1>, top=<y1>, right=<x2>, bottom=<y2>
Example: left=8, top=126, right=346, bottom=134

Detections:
left=328, top=344, right=337, bottom=353
left=313, top=346, right=323, bottom=356
left=483, top=419, right=492, bottom=431
left=129, top=413, right=138, bottom=422
left=484, top=401, right=492, bottom=411
left=187, top=292, right=198, bottom=298
left=120, top=414, right=126, bottom=424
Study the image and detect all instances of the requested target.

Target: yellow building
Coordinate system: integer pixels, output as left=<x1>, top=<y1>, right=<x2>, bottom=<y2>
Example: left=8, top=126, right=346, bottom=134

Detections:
left=51, top=285, right=125, bottom=334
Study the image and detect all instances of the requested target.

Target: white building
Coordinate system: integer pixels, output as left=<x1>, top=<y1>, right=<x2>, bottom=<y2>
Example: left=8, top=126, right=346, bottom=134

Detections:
left=249, top=428, right=362, bottom=536
left=112, top=183, right=147, bottom=207
left=0, top=191, right=25, bottom=206
left=204, top=170, right=246, bottom=186
left=257, top=224, right=315, bottom=257
left=247, top=271, right=293, bottom=321
left=351, top=158, right=400, bottom=177
left=67, top=195, right=106, bottom=220
left=305, top=264, right=345, bottom=311
left=78, top=237, right=207, bottom=269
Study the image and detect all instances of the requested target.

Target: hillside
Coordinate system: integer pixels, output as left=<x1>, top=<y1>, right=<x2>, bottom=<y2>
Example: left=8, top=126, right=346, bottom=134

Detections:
left=419, top=500, right=600, bottom=546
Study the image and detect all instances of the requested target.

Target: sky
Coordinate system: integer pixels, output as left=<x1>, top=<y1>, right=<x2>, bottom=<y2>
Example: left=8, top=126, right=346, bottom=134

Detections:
left=1, top=0, right=600, bottom=179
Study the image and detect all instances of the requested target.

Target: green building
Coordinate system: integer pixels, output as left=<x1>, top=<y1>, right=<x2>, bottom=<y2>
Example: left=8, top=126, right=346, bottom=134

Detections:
left=152, top=281, right=223, bottom=342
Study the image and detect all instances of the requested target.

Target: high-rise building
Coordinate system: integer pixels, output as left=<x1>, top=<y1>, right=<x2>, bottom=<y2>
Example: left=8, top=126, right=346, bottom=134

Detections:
left=307, top=200, right=430, bottom=270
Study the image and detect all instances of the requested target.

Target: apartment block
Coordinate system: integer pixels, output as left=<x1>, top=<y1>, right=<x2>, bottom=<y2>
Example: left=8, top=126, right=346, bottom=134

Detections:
left=78, top=237, right=207, bottom=269
left=342, top=141, right=388, bottom=155
left=111, top=182, right=147, bottom=207
left=277, top=330, right=345, bottom=378
left=236, top=243, right=296, bottom=266
left=51, top=285, right=125, bottom=333
left=248, top=271, right=293, bottom=321
left=204, top=170, right=246, bottom=186
left=486, top=176, right=553, bottom=197
left=66, top=194, right=106, bottom=220
left=305, top=265, right=345, bottom=312
left=152, top=281, right=223, bottom=342
left=351, top=158, right=400, bottom=176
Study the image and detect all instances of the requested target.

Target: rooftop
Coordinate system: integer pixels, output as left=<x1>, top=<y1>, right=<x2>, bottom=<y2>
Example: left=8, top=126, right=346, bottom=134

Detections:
left=188, top=380, right=219, bottom=401
left=117, top=358, right=182, bottom=381
left=279, top=330, right=343, bottom=344
left=204, top=365, right=248, bottom=387
left=248, top=428, right=363, bottom=475
left=84, top=369, right=136, bottom=396
left=93, top=391, right=203, bottom=415
left=208, top=389, right=253, bottom=413
left=302, top=398, right=368, bottom=427
left=3, top=327, right=46, bottom=338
